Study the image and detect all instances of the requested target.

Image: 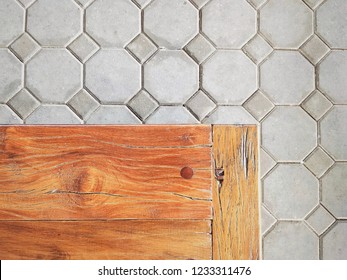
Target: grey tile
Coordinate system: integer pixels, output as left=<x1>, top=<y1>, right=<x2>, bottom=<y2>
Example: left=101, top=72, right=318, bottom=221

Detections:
left=26, top=105, right=82, bottom=124
left=300, top=35, right=330, bottom=65
left=301, top=90, right=332, bottom=121
left=68, top=33, right=99, bottom=63
left=185, top=90, right=216, bottom=121
left=86, top=105, right=141, bottom=124
left=318, top=51, right=347, bottom=104
left=144, top=50, right=198, bottom=104
left=86, top=0, right=139, bottom=48
left=146, top=106, right=198, bottom=124
left=26, top=49, right=82, bottom=103
left=243, top=91, right=274, bottom=121
left=190, top=0, right=210, bottom=9
left=85, top=50, right=141, bottom=103
left=126, top=33, right=157, bottom=63
left=185, top=34, right=215, bottom=64
left=127, top=90, right=159, bottom=120
left=322, top=222, right=347, bottom=260
left=7, top=89, right=40, bottom=119
left=322, top=163, right=347, bottom=219
left=260, top=0, right=313, bottom=49
left=306, top=205, right=335, bottom=235
left=10, top=33, right=40, bottom=63
left=0, top=105, right=22, bottom=124
left=247, top=0, right=267, bottom=9
left=203, top=106, right=257, bottom=124
left=264, top=222, right=319, bottom=260
left=260, top=51, right=315, bottom=105
left=317, top=0, right=347, bottom=48
left=144, top=0, right=198, bottom=49
left=133, top=0, right=152, bottom=8
left=0, top=50, right=23, bottom=103
left=203, top=51, right=257, bottom=104
left=202, top=0, right=256, bottom=48
left=0, top=0, right=24, bottom=47
left=303, top=0, right=325, bottom=10
left=262, top=107, right=317, bottom=161
left=243, top=34, right=273, bottom=64
left=304, top=147, right=334, bottom=178
left=17, top=0, right=37, bottom=8
left=27, top=0, right=82, bottom=46
left=68, top=89, right=99, bottom=119
left=320, top=106, right=347, bottom=160
left=74, top=0, right=94, bottom=8
left=261, top=206, right=277, bottom=234
left=260, top=148, right=276, bottom=178
left=264, top=164, right=319, bottom=219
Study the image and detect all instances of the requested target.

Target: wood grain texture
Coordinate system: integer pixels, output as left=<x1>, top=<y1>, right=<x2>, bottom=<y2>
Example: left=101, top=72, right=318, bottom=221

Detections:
left=0, top=220, right=211, bottom=260
left=212, top=126, right=259, bottom=260
left=0, top=126, right=212, bottom=220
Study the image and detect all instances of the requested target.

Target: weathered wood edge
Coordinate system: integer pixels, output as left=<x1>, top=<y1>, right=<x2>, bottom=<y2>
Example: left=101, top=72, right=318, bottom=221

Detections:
left=212, top=125, right=259, bottom=260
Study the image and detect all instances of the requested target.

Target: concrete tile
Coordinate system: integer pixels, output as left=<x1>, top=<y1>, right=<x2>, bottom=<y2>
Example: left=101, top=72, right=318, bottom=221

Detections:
left=300, top=35, right=330, bottom=65
left=323, top=222, right=347, bottom=260
left=7, top=89, right=40, bottom=119
left=26, top=49, right=82, bottom=103
left=144, top=50, right=198, bottom=104
left=17, top=0, right=37, bottom=8
left=304, top=147, right=334, bottom=178
left=243, top=34, right=273, bottom=64
left=202, top=0, right=256, bottom=48
left=0, top=50, right=23, bottom=103
left=317, top=0, right=347, bottom=48
left=86, top=105, right=141, bottom=124
left=261, top=206, right=277, bottom=234
left=133, top=0, right=152, bottom=8
left=203, top=51, right=257, bottom=104
left=320, top=106, right=347, bottom=160
left=260, top=0, right=313, bottom=49
left=264, top=222, right=319, bottom=260
left=260, top=51, right=315, bottom=105
left=243, top=91, right=274, bottom=121
left=185, top=90, right=216, bottom=121
left=86, top=0, right=140, bottom=48
left=0, top=105, right=22, bottom=124
left=68, top=33, right=99, bottom=63
left=185, top=34, right=215, bottom=64
left=68, top=89, right=99, bottom=119
left=144, top=0, right=198, bottom=49
left=26, top=105, right=82, bottom=124
left=247, top=0, right=267, bottom=9
left=190, top=0, right=210, bottom=9
left=9, top=33, right=40, bottom=63
left=264, top=164, right=319, bottom=219
left=318, top=51, right=347, bottom=104
left=301, top=90, right=332, bottom=120
left=260, top=148, right=276, bottom=178
left=203, top=106, right=257, bottom=124
left=74, top=0, right=94, bottom=8
left=146, top=106, right=198, bottom=124
left=306, top=205, right=335, bottom=235
left=126, top=33, right=157, bottom=63
left=303, top=0, right=325, bottom=9
left=127, top=90, right=159, bottom=120
left=85, top=50, right=141, bottom=103
left=0, top=0, right=24, bottom=47
left=322, top=163, right=347, bottom=219
left=262, top=107, right=317, bottom=161
left=27, top=0, right=82, bottom=46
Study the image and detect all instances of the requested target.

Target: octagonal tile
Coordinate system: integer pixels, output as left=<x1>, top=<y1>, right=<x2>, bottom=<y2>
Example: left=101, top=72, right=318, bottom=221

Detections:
left=260, top=51, right=314, bottom=105
left=202, top=0, right=256, bottom=48
left=0, top=0, right=24, bottom=47
left=144, top=50, right=198, bottom=104
left=318, top=51, right=347, bottom=104
left=27, top=0, right=82, bottom=46
left=26, top=49, right=82, bottom=103
left=202, top=51, right=257, bottom=104
left=262, top=107, right=316, bottom=161
left=323, top=222, right=347, bottom=260
left=322, top=164, right=347, bottom=219
left=26, top=105, right=82, bottom=124
left=320, top=107, right=347, bottom=160
left=0, top=105, right=22, bottom=124
left=86, top=0, right=140, bottom=48
left=85, top=50, right=141, bottom=103
left=260, top=0, right=313, bottom=49
left=317, top=0, right=347, bottom=49
left=144, top=0, right=198, bottom=49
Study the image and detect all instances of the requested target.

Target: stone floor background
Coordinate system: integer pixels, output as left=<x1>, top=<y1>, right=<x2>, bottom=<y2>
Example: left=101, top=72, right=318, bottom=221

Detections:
left=0, top=0, right=346, bottom=259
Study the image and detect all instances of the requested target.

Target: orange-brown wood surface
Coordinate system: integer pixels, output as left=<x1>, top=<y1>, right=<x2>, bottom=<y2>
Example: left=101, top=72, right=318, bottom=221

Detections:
left=0, top=126, right=212, bottom=220
left=0, top=220, right=211, bottom=260
left=212, top=126, right=259, bottom=260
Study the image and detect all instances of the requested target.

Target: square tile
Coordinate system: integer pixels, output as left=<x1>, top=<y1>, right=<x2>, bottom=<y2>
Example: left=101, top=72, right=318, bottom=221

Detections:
left=243, top=91, right=274, bottom=121
left=185, top=90, right=216, bottom=121
left=304, top=147, right=334, bottom=178
left=68, top=33, right=99, bottom=63
left=301, top=35, right=330, bottom=64
left=306, top=205, right=335, bottom=235
left=68, top=89, right=99, bottom=119
left=126, top=33, right=157, bottom=63
left=10, top=33, right=40, bottom=62
left=7, top=89, right=40, bottom=119
left=127, top=90, right=159, bottom=120
left=243, top=34, right=272, bottom=64
left=301, top=90, right=332, bottom=121
left=185, top=34, right=215, bottom=64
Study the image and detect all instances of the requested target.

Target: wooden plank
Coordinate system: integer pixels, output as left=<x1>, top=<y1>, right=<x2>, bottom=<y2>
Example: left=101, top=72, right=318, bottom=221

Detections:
left=0, top=126, right=212, bottom=220
left=212, top=125, right=259, bottom=260
left=0, top=220, right=211, bottom=260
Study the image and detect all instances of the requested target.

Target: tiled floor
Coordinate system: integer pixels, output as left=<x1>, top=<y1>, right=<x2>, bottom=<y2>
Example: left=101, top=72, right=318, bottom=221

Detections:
left=0, top=0, right=346, bottom=259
